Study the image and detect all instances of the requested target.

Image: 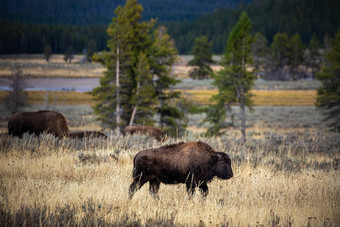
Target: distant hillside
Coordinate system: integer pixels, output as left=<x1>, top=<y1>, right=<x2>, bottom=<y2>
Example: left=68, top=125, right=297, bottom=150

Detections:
left=167, top=0, right=340, bottom=53
left=1, top=0, right=339, bottom=55
left=0, top=0, right=252, bottom=24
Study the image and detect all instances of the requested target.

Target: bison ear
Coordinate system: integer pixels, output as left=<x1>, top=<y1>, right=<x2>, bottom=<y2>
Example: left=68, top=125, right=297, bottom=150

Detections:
left=210, top=154, right=218, bottom=163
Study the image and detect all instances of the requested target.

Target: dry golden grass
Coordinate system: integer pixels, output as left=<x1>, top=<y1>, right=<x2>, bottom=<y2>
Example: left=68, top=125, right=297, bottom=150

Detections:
left=0, top=134, right=339, bottom=226
left=0, top=91, right=97, bottom=105
left=0, top=89, right=316, bottom=106
left=0, top=54, right=105, bottom=78
left=181, top=89, right=317, bottom=106
left=0, top=54, right=217, bottom=79
left=172, top=65, right=222, bottom=79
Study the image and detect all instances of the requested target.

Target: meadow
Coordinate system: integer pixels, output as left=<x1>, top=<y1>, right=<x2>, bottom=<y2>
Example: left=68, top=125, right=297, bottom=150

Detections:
left=0, top=132, right=339, bottom=226
left=0, top=55, right=104, bottom=78
left=1, top=54, right=339, bottom=226
left=0, top=103, right=339, bottom=226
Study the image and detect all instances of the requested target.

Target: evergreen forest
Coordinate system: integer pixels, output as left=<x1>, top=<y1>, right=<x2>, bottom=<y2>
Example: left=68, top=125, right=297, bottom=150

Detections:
left=0, top=0, right=339, bottom=55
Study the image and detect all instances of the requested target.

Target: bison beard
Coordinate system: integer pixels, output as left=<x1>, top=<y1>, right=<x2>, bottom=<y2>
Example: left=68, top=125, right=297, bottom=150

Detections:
left=8, top=110, right=69, bottom=138
left=129, top=141, right=233, bottom=199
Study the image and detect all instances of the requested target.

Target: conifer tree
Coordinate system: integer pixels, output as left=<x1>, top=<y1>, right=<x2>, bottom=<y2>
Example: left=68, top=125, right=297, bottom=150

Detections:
left=87, top=39, right=97, bottom=62
left=63, top=46, right=74, bottom=63
left=305, top=33, right=322, bottom=79
left=270, top=32, right=289, bottom=70
left=252, top=32, right=268, bottom=79
left=129, top=52, right=157, bottom=126
left=204, top=12, right=255, bottom=140
left=92, top=0, right=154, bottom=134
left=188, top=36, right=215, bottom=80
left=316, top=30, right=340, bottom=132
left=287, top=33, right=305, bottom=80
left=92, top=1, right=181, bottom=135
left=150, top=26, right=188, bottom=136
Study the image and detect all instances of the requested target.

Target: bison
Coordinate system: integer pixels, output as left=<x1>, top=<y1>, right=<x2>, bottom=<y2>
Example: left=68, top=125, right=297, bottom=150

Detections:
left=124, top=126, right=166, bottom=142
left=129, top=141, right=233, bottom=199
left=8, top=110, right=69, bottom=138
left=68, top=131, right=108, bottom=139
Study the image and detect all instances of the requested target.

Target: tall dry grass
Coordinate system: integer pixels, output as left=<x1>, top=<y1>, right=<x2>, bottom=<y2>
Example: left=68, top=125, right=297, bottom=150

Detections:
left=0, top=132, right=339, bottom=226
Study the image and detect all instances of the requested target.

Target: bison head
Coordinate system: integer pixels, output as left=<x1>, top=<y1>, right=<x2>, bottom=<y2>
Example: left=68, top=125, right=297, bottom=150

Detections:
left=213, top=152, right=233, bottom=179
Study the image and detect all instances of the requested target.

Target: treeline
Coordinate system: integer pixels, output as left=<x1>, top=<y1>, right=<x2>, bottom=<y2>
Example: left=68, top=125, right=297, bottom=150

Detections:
left=0, top=0, right=249, bottom=25
left=167, top=0, right=340, bottom=53
left=252, top=32, right=324, bottom=81
left=0, top=0, right=339, bottom=55
left=0, top=22, right=108, bottom=55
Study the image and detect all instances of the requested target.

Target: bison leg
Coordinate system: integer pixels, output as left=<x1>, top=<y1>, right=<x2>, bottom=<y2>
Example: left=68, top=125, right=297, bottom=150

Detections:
left=128, top=172, right=150, bottom=199
left=199, top=182, right=209, bottom=197
left=149, top=179, right=161, bottom=199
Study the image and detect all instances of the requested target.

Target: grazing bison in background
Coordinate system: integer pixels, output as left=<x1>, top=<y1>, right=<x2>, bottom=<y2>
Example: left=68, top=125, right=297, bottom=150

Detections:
left=124, top=126, right=166, bottom=142
left=69, top=131, right=108, bottom=139
left=8, top=110, right=69, bottom=138
left=129, top=141, right=233, bottom=199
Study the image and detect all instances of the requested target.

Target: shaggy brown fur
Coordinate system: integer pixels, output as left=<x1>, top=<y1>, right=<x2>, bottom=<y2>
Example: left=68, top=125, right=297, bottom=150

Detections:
left=124, top=126, right=166, bottom=142
left=68, top=131, right=108, bottom=139
left=129, top=141, right=233, bottom=199
left=8, top=110, right=69, bottom=138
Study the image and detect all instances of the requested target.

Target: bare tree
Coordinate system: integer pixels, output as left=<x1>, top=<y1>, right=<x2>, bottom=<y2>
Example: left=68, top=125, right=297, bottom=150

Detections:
left=3, top=67, right=30, bottom=114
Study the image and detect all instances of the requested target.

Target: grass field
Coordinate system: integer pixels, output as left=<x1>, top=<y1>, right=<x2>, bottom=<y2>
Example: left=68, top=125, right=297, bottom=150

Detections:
left=0, top=90, right=96, bottom=105
left=0, top=104, right=328, bottom=139
left=0, top=54, right=104, bottom=78
left=0, top=89, right=317, bottom=106
left=182, top=89, right=317, bottom=105
left=1, top=54, right=338, bottom=226
left=0, top=133, right=339, bottom=226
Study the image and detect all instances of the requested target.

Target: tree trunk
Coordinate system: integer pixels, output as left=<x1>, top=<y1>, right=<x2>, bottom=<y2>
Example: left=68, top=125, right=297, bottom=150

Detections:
left=129, top=77, right=141, bottom=126
left=116, top=45, right=121, bottom=136
left=159, top=94, right=164, bottom=128
left=240, top=101, right=246, bottom=141
left=129, top=105, right=138, bottom=126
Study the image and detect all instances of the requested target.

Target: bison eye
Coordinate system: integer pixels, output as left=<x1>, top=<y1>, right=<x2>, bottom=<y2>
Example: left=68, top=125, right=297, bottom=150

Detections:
left=211, top=155, right=218, bottom=162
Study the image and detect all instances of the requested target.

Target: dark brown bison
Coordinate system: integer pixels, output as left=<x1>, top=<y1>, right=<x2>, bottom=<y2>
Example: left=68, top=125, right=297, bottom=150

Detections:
left=68, top=131, right=108, bottom=139
left=129, top=141, right=233, bottom=199
left=124, top=126, right=166, bottom=142
left=8, top=110, right=69, bottom=138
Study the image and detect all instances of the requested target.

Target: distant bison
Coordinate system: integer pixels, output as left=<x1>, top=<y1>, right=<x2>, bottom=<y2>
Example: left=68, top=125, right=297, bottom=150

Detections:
left=129, top=141, right=233, bottom=199
left=8, top=110, right=69, bottom=138
left=124, top=126, right=166, bottom=142
left=69, top=131, right=108, bottom=139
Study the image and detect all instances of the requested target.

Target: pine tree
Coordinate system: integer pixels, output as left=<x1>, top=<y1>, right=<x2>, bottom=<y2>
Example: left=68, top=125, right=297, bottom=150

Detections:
left=287, top=33, right=305, bottom=80
left=150, top=26, right=188, bottom=136
left=270, top=32, right=289, bottom=70
left=63, top=46, right=74, bottom=63
left=129, top=52, right=157, bottom=126
left=87, top=39, right=97, bottom=62
left=188, top=36, right=215, bottom=80
left=305, top=33, right=322, bottom=79
left=316, top=29, right=340, bottom=132
left=92, top=0, right=154, bottom=134
left=204, top=11, right=255, bottom=140
left=92, top=1, right=180, bottom=135
left=252, top=32, right=268, bottom=79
